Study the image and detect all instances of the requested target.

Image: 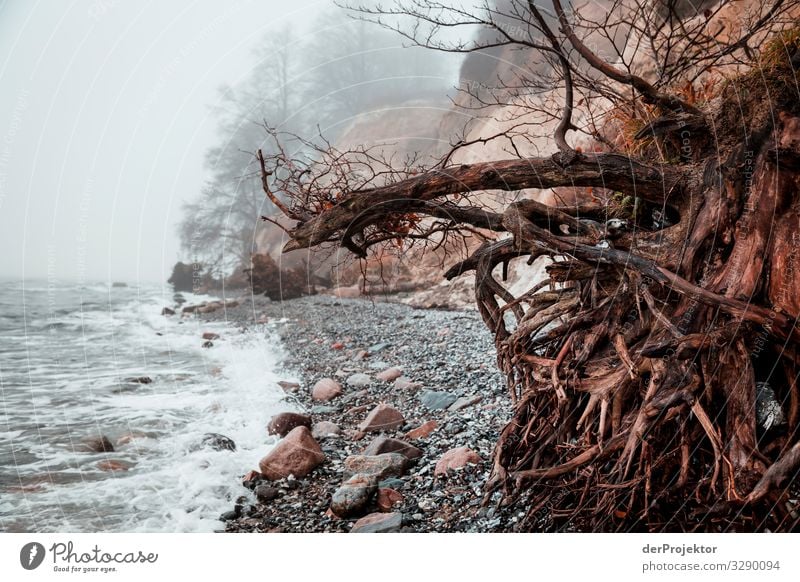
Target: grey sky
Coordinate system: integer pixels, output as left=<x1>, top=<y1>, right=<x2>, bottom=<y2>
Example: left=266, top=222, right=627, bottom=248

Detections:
left=0, top=0, right=320, bottom=284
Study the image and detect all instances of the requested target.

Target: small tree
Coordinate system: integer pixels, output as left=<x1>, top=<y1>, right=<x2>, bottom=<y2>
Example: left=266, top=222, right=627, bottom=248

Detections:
left=253, top=0, right=800, bottom=531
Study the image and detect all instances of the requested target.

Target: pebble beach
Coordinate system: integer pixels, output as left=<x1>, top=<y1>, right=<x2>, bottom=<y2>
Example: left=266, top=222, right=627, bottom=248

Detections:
left=196, top=294, right=521, bottom=533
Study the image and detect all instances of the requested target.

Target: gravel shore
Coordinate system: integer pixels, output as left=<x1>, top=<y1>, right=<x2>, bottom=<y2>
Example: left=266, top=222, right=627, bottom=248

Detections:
left=196, top=294, right=520, bottom=532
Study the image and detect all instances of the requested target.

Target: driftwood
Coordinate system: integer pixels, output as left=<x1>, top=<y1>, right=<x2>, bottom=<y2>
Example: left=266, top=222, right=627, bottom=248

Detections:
left=249, top=1, right=800, bottom=530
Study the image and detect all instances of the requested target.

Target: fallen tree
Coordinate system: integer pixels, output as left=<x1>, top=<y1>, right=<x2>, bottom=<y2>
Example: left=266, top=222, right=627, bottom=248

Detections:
left=253, top=0, right=800, bottom=531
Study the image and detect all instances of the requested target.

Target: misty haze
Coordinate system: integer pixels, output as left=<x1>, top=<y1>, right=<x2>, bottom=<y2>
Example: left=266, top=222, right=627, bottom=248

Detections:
left=2, top=0, right=800, bottom=545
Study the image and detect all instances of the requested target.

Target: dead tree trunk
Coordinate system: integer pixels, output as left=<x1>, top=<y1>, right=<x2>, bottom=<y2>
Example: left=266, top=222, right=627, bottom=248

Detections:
left=252, top=4, right=800, bottom=530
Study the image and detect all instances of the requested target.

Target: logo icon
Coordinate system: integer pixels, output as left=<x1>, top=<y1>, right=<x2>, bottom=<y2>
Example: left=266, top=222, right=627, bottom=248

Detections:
left=20, top=542, right=46, bottom=570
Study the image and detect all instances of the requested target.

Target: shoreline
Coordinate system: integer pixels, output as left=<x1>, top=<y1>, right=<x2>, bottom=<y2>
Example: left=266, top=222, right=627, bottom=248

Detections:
left=197, top=294, right=519, bottom=532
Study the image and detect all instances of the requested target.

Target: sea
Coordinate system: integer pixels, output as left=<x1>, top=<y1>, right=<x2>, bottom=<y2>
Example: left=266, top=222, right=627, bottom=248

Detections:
left=0, top=279, right=292, bottom=532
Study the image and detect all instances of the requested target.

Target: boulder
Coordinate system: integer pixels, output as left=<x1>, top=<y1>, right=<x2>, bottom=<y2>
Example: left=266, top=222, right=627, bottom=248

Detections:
left=200, top=433, right=236, bottom=452
left=434, top=447, right=482, bottom=476
left=343, top=453, right=408, bottom=481
left=330, top=474, right=378, bottom=518
left=161, top=307, right=175, bottom=316
left=312, top=421, right=341, bottom=440
left=82, top=436, right=115, bottom=453
left=420, top=389, right=458, bottom=410
left=359, top=404, right=405, bottom=433
left=258, top=426, right=325, bottom=480
left=405, top=420, right=438, bottom=440
left=268, top=412, right=312, bottom=437
left=202, top=332, right=220, bottom=340
left=376, top=367, right=403, bottom=382
left=346, top=373, right=372, bottom=388
left=362, top=436, right=422, bottom=460
left=312, top=378, right=343, bottom=402
left=331, top=341, right=345, bottom=350
left=351, top=512, right=403, bottom=533
left=376, top=488, right=404, bottom=512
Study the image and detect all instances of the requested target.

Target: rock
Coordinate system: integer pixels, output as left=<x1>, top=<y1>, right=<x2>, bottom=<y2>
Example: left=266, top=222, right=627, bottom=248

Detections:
left=345, top=404, right=370, bottom=416
left=82, top=436, right=115, bottom=453
left=124, top=376, right=152, bottom=384
left=331, top=341, right=345, bottom=350
left=343, top=453, right=408, bottom=480
left=376, top=367, right=403, bottom=382
left=258, top=426, right=325, bottom=481
left=367, top=342, right=391, bottom=354
left=181, top=304, right=199, bottom=313
left=202, top=340, right=214, bottom=348
left=351, top=512, right=403, bottom=533
left=379, top=477, right=405, bottom=489
left=359, top=403, right=405, bottom=433
left=756, top=381, right=785, bottom=432
left=200, top=433, right=236, bottom=452
left=202, top=332, right=220, bottom=340
left=241, top=470, right=262, bottom=490
left=96, top=460, right=130, bottom=471
left=420, top=389, right=458, bottom=410
left=329, top=474, right=378, bottom=518
left=220, top=510, right=238, bottom=521
left=312, top=378, right=343, bottom=401
left=346, top=373, right=372, bottom=388
left=362, top=436, right=422, bottom=460
left=352, top=350, right=369, bottom=361
left=112, top=282, right=127, bottom=288
left=277, top=380, right=301, bottom=393
left=340, top=389, right=369, bottom=404
left=312, top=421, right=341, bottom=440
left=310, top=405, right=338, bottom=414
left=394, top=376, right=421, bottom=390
left=255, top=484, right=280, bottom=502
left=268, top=412, right=312, bottom=437
left=448, top=394, right=483, bottom=412
left=434, top=447, right=482, bottom=476
left=444, top=420, right=465, bottom=435
left=405, top=420, right=438, bottom=440
left=115, top=431, right=149, bottom=446
left=376, top=488, right=404, bottom=512
left=161, top=307, right=175, bottom=316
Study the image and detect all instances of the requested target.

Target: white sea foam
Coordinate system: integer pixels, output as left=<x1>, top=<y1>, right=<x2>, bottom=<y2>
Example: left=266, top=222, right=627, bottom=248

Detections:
left=0, top=282, right=298, bottom=532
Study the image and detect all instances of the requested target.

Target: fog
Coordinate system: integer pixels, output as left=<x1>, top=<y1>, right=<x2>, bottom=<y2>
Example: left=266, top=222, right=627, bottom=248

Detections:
left=0, top=0, right=322, bottom=284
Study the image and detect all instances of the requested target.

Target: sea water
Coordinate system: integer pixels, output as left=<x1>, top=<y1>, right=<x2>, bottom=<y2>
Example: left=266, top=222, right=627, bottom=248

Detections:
left=0, top=280, right=293, bottom=532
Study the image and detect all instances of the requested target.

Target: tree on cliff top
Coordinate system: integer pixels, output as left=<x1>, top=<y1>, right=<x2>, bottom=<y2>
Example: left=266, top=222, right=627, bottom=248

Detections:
left=253, top=0, right=800, bottom=531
